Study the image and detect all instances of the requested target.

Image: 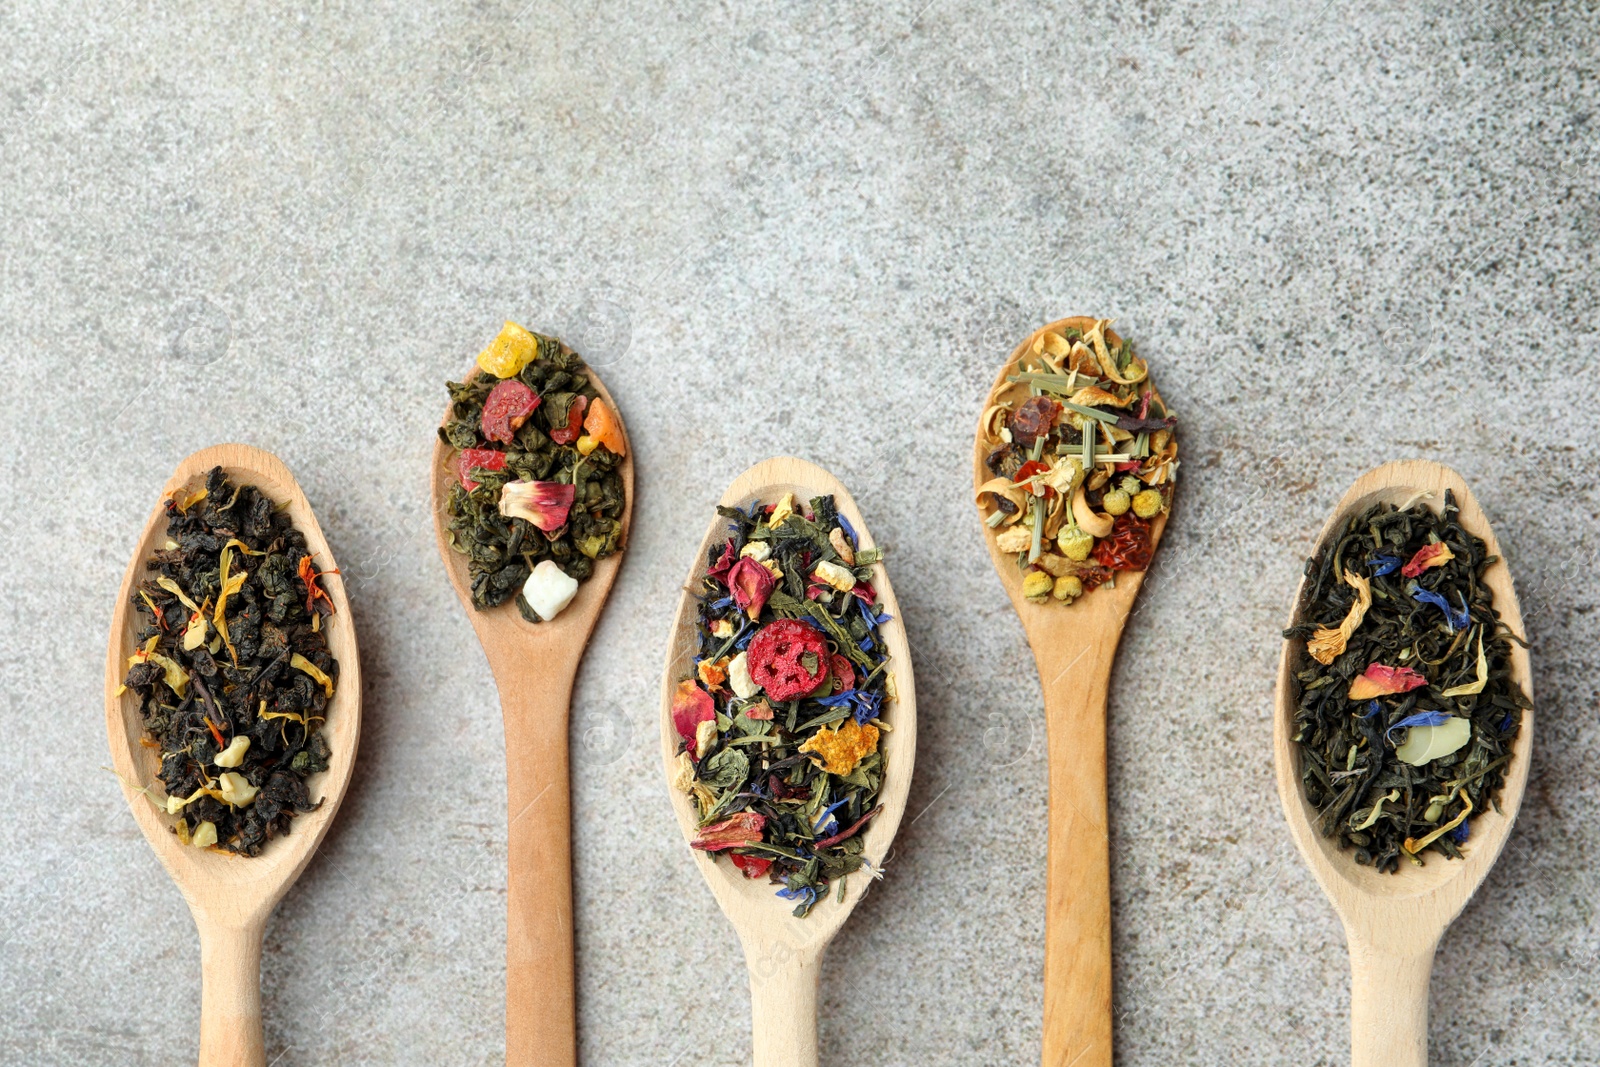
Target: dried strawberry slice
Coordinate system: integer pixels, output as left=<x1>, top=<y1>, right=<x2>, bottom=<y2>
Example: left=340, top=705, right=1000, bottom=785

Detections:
left=730, top=852, right=773, bottom=879
left=747, top=619, right=829, bottom=701
left=454, top=448, right=507, bottom=491
left=481, top=380, right=540, bottom=444
left=549, top=395, right=588, bottom=445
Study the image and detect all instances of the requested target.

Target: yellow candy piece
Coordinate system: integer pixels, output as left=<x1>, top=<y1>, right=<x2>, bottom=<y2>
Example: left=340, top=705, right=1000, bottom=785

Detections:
left=575, top=434, right=600, bottom=456
left=476, top=321, right=538, bottom=378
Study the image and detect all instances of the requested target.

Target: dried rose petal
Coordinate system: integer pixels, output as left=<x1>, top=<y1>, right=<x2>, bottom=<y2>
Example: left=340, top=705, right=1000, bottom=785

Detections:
left=691, top=811, right=765, bottom=852
left=499, top=480, right=576, bottom=533
left=706, top=539, right=738, bottom=583
left=671, top=679, right=715, bottom=742
left=1401, top=542, right=1455, bottom=578
left=726, top=556, right=778, bottom=619
left=1348, top=663, right=1429, bottom=700
left=730, top=852, right=773, bottom=879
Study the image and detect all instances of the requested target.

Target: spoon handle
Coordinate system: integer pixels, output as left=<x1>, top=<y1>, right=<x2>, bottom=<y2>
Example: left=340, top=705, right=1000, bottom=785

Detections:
left=494, top=661, right=578, bottom=1067
left=1037, top=637, right=1116, bottom=1067
left=745, top=940, right=822, bottom=1067
left=1349, top=935, right=1436, bottom=1067
left=197, top=918, right=266, bottom=1067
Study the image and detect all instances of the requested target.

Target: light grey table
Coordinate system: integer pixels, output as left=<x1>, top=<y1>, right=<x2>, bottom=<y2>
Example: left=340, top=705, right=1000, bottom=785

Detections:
left=2, top=2, right=1596, bottom=1064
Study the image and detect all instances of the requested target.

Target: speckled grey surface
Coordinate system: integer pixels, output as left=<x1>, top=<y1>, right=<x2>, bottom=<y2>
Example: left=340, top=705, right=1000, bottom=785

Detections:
left=2, top=1, right=1598, bottom=1064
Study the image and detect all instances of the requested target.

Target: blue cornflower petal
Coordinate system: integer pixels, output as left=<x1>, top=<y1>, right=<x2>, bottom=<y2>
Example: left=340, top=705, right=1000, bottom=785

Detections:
left=836, top=514, right=858, bottom=548
left=1413, top=588, right=1469, bottom=630
left=776, top=885, right=818, bottom=908
left=1499, top=712, right=1513, bottom=733
left=709, top=596, right=734, bottom=611
left=1448, top=820, right=1471, bottom=845
left=1358, top=700, right=1383, bottom=719
left=1369, top=555, right=1402, bottom=576
left=814, top=798, right=850, bottom=832
left=858, top=636, right=875, bottom=652
left=1385, top=710, right=1451, bottom=745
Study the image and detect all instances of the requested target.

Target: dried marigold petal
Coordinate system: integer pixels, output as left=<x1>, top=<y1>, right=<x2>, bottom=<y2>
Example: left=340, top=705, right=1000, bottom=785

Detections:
left=798, top=717, right=880, bottom=776
left=1307, top=569, right=1372, bottom=665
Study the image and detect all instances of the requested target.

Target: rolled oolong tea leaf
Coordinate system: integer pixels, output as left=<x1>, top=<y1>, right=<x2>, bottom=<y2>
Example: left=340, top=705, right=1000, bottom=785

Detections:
left=439, top=321, right=628, bottom=619
left=670, top=494, right=896, bottom=917
left=1284, top=490, right=1530, bottom=873
left=119, top=466, right=337, bottom=856
left=975, top=319, right=1178, bottom=606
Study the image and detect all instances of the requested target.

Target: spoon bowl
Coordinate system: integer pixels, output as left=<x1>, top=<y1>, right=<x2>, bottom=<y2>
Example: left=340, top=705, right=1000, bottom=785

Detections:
left=105, top=443, right=361, bottom=1067
left=973, top=317, right=1172, bottom=1067
left=1274, top=459, right=1533, bottom=1067
left=659, top=456, right=916, bottom=1067
left=429, top=358, right=633, bottom=1067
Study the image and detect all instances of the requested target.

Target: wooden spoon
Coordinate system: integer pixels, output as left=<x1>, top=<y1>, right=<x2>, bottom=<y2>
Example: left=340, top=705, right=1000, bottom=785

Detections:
left=430, top=365, right=633, bottom=1067
left=971, top=317, right=1172, bottom=1067
left=104, top=443, right=362, bottom=1067
left=1274, top=459, right=1534, bottom=1067
left=658, top=456, right=917, bottom=1067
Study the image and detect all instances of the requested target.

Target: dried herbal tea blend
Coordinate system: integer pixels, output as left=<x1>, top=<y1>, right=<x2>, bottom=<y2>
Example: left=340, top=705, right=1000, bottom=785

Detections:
left=119, top=467, right=337, bottom=856
left=671, top=494, right=895, bottom=917
left=1285, top=492, right=1530, bottom=873
left=439, top=321, right=627, bottom=620
left=976, top=319, right=1178, bottom=604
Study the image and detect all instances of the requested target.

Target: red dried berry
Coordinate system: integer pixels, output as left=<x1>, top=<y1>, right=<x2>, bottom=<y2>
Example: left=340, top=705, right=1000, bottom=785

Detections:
left=1092, top=514, right=1153, bottom=571
left=480, top=380, right=540, bottom=444
left=747, top=619, right=830, bottom=701
left=829, top=653, right=855, bottom=694
left=454, top=448, right=507, bottom=491
left=1008, top=396, right=1061, bottom=448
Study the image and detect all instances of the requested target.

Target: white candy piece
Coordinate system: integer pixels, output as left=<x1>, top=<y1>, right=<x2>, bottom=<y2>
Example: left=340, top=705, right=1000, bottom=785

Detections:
left=213, top=735, right=250, bottom=768
left=217, top=771, right=259, bottom=808
left=523, top=560, right=580, bottom=621
left=739, top=541, right=772, bottom=562
left=728, top=651, right=760, bottom=699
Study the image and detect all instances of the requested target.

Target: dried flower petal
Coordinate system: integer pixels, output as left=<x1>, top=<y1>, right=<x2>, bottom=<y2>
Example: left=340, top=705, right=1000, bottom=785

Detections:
left=798, top=717, right=880, bottom=776
left=671, top=679, right=715, bottom=742
left=1412, top=588, right=1470, bottom=631
left=1348, top=663, right=1428, bottom=700
left=499, top=480, right=576, bottom=533
left=691, top=811, right=765, bottom=852
left=726, top=556, right=779, bottom=619
left=1401, top=541, right=1455, bottom=578
left=1307, top=569, right=1373, bottom=665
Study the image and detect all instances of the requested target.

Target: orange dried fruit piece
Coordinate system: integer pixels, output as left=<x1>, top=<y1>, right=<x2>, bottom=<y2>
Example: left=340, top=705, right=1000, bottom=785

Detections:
left=798, top=717, right=879, bottom=776
left=581, top=398, right=626, bottom=456
left=476, top=320, right=538, bottom=378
